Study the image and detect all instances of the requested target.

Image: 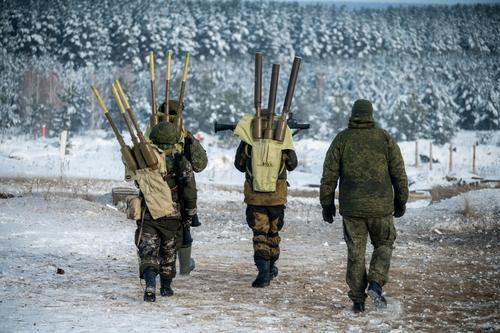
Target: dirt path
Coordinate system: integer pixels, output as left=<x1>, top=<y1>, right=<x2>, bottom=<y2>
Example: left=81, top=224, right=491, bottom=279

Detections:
left=0, top=178, right=498, bottom=332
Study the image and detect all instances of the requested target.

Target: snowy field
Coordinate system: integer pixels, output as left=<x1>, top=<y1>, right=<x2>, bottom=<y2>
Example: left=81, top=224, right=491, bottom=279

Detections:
left=0, top=178, right=498, bottom=332
left=0, top=130, right=499, bottom=190
left=0, top=131, right=499, bottom=332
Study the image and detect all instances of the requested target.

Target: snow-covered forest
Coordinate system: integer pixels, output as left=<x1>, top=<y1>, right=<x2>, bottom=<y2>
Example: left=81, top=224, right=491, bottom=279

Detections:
left=1, top=0, right=499, bottom=143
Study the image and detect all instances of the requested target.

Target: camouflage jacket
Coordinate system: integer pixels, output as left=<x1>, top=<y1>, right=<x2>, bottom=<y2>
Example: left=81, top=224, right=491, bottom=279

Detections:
left=184, top=131, right=208, bottom=173
left=234, top=141, right=297, bottom=206
left=319, top=115, right=408, bottom=217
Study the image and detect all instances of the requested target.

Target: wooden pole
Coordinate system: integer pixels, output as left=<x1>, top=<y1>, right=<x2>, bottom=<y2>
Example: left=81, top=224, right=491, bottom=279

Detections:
left=429, top=142, right=433, bottom=171
left=415, top=141, right=419, bottom=167
left=472, top=144, right=477, bottom=174
left=448, top=143, right=453, bottom=173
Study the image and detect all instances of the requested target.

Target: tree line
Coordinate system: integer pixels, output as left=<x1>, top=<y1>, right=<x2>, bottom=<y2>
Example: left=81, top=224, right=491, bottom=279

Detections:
left=0, top=0, right=499, bottom=142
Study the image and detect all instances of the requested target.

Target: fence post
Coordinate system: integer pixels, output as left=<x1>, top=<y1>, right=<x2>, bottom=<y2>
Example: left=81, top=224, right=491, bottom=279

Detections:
left=60, top=130, right=68, bottom=179
left=415, top=141, right=419, bottom=167
left=472, top=144, right=477, bottom=174
left=429, top=142, right=433, bottom=171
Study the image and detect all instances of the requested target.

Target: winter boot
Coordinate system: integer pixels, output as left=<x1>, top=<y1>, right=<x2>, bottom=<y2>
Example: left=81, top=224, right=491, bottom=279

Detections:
left=252, top=260, right=270, bottom=288
left=160, top=276, right=174, bottom=297
left=143, top=268, right=157, bottom=302
left=352, top=302, right=365, bottom=313
left=178, top=246, right=196, bottom=276
left=190, top=213, right=201, bottom=227
left=367, top=281, right=387, bottom=308
left=269, top=260, right=278, bottom=280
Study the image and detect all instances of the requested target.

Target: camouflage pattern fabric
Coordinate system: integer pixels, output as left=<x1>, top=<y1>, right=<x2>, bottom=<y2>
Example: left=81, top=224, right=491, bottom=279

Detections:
left=185, top=132, right=208, bottom=173
left=243, top=179, right=288, bottom=206
left=342, top=215, right=396, bottom=302
left=135, top=212, right=182, bottom=279
left=319, top=102, right=408, bottom=217
left=176, top=154, right=197, bottom=211
left=245, top=205, right=285, bottom=262
left=149, top=121, right=178, bottom=145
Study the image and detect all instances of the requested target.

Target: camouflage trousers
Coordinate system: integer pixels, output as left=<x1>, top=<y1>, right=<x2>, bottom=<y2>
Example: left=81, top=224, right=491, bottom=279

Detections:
left=245, top=205, right=285, bottom=262
left=135, top=212, right=182, bottom=280
left=342, top=215, right=396, bottom=302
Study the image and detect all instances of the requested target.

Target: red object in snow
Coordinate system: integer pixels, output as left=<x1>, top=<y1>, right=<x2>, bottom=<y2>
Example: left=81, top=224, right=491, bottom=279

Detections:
left=41, top=125, right=46, bottom=138
left=194, top=132, right=204, bottom=142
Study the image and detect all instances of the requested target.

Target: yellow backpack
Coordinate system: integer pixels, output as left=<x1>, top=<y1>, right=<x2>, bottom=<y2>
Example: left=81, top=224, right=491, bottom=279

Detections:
left=124, top=145, right=176, bottom=219
left=234, top=114, right=294, bottom=192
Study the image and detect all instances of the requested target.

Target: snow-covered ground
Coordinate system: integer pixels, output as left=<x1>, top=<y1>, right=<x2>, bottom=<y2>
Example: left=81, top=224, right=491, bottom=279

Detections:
left=0, top=130, right=499, bottom=191
left=0, top=130, right=499, bottom=332
left=0, top=178, right=498, bottom=332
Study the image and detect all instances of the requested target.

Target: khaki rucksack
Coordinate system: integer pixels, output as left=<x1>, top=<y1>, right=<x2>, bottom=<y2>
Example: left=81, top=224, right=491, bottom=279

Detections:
left=234, top=114, right=294, bottom=192
left=124, top=145, right=176, bottom=219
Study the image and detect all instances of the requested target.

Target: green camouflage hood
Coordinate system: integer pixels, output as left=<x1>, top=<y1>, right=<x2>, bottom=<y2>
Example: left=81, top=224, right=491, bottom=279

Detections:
left=349, top=99, right=374, bottom=129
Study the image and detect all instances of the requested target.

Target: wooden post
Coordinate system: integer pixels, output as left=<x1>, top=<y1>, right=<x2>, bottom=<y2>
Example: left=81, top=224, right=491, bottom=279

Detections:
left=472, top=144, right=477, bottom=174
left=448, top=143, right=453, bottom=173
left=429, top=142, right=433, bottom=171
left=415, top=141, right=419, bottom=167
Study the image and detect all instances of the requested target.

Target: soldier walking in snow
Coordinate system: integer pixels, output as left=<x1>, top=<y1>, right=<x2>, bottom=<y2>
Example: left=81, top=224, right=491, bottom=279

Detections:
left=320, top=99, right=408, bottom=313
left=233, top=112, right=298, bottom=287
left=144, top=52, right=208, bottom=279
left=135, top=121, right=199, bottom=301
left=232, top=54, right=301, bottom=287
left=151, top=99, right=208, bottom=276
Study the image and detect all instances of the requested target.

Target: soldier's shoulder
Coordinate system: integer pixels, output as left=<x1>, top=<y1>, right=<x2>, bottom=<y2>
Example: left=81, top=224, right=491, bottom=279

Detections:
left=334, top=128, right=350, bottom=140
left=331, top=128, right=352, bottom=144
left=374, top=127, right=395, bottom=142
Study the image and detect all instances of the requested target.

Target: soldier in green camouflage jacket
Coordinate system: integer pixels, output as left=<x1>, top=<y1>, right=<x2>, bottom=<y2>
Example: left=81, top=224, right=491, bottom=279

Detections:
left=319, top=99, right=408, bottom=313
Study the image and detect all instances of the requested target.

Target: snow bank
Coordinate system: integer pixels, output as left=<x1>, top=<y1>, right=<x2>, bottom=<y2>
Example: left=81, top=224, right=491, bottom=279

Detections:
left=402, top=188, right=500, bottom=231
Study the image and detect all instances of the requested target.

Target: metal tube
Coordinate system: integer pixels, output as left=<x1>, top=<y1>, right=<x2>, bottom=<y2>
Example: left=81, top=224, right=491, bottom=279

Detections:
left=253, top=52, right=263, bottom=139
left=263, top=64, right=280, bottom=139
left=275, top=56, right=302, bottom=142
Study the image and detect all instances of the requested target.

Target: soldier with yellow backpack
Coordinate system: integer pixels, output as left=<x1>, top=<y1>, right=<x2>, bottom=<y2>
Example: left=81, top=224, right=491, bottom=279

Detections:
left=91, top=51, right=206, bottom=302
left=145, top=51, right=208, bottom=278
left=230, top=53, right=304, bottom=287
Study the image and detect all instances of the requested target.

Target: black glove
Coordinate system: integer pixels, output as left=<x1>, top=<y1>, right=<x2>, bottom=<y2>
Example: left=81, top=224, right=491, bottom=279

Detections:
left=322, top=204, right=336, bottom=223
left=394, top=201, right=406, bottom=218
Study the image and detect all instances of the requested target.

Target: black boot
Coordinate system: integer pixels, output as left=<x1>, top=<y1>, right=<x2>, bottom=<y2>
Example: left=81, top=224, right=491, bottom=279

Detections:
left=367, top=281, right=387, bottom=308
left=269, top=260, right=278, bottom=280
left=190, top=213, right=201, bottom=227
left=143, top=268, right=156, bottom=302
left=252, top=260, right=270, bottom=288
left=160, top=276, right=174, bottom=297
left=352, top=302, right=365, bottom=313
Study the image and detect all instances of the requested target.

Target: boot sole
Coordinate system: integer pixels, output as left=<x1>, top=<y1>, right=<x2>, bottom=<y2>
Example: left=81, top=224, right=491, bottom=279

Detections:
left=367, top=289, right=387, bottom=308
left=144, top=291, right=156, bottom=302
